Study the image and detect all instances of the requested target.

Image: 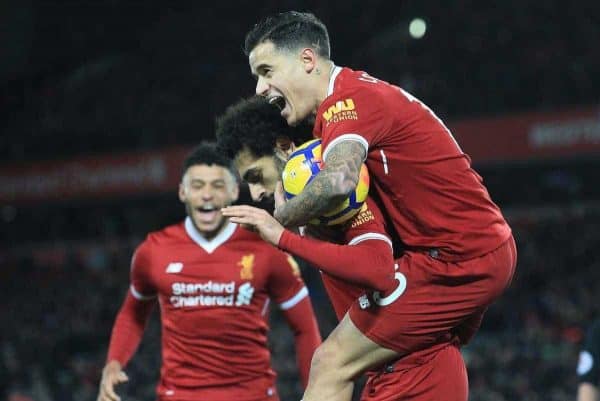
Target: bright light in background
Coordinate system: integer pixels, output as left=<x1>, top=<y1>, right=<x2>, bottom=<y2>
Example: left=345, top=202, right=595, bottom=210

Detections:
left=409, top=18, right=427, bottom=39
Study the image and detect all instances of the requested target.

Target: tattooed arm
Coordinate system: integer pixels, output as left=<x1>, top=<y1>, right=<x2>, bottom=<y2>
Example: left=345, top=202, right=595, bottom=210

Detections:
left=274, top=140, right=366, bottom=227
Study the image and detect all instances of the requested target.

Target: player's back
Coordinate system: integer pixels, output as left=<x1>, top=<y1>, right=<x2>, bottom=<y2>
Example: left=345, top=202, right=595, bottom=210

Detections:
left=315, top=67, right=511, bottom=261
left=137, top=219, right=306, bottom=399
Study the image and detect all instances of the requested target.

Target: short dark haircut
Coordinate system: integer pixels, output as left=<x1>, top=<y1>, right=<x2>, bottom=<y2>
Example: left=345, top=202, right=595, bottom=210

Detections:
left=216, top=97, right=313, bottom=160
left=182, top=142, right=236, bottom=178
left=244, top=11, right=330, bottom=58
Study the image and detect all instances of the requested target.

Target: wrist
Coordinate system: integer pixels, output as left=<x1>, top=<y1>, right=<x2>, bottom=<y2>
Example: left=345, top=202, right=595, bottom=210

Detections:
left=278, top=229, right=298, bottom=250
left=105, top=360, right=122, bottom=371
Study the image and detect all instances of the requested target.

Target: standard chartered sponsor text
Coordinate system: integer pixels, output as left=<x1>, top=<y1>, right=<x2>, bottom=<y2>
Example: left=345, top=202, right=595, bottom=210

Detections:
left=170, top=281, right=254, bottom=308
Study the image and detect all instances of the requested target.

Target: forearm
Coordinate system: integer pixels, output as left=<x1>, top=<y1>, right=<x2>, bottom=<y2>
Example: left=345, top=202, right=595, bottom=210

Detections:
left=276, top=170, right=349, bottom=227
left=278, top=230, right=394, bottom=291
left=106, top=292, right=154, bottom=366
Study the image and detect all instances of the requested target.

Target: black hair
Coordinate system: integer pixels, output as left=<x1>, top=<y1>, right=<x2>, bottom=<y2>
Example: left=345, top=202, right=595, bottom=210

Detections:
left=182, top=141, right=236, bottom=178
left=215, top=96, right=312, bottom=159
left=244, top=11, right=330, bottom=58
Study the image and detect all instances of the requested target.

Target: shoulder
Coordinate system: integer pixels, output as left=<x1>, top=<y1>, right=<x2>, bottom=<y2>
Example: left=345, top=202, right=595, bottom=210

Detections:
left=134, top=222, right=187, bottom=261
left=145, top=221, right=188, bottom=246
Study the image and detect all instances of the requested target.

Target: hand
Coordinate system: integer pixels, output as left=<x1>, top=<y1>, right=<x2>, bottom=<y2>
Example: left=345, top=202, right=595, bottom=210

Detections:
left=273, top=181, right=287, bottom=224
left=97, top=360, right=128, bottom=401
left=222, top=205, right=285, bottom=246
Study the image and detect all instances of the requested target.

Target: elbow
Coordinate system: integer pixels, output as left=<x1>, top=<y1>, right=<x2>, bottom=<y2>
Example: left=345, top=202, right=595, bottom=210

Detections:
left=370, top=257, right=397, bottom=293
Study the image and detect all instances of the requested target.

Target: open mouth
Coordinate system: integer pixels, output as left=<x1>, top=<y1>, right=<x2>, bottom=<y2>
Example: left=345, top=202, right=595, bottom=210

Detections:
left=268, top=95, right=286, bottom=111
left=195, top=205, right=219, bottom=222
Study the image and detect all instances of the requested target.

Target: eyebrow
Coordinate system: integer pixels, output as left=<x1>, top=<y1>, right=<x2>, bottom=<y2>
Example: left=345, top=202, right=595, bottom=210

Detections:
left=242, top=167, right=262, bottom=182
left=189, top=178, right=226, bottom=185
left=253, top=63, right=271, bottom=76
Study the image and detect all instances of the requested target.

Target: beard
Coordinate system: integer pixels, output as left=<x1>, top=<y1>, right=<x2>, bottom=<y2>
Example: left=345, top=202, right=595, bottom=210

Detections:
left=234, top=182, right=276, bottom=215
left=253, top=193, right=275, bottom=215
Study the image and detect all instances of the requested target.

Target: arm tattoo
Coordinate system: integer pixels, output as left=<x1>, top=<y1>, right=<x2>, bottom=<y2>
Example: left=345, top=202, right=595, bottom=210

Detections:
left=275, top=140, right=366, bottom=227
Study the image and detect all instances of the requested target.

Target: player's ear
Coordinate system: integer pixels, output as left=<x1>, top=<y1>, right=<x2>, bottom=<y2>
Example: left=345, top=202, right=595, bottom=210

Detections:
left=300, top=48, right=317, bottom=74
left=287, top=141, right=297, bottom=156
left=178, top=181, right=187, bottom=203
left=227, top=171, right=240, bottom=203
left=275, top=136, right=293, bottom=155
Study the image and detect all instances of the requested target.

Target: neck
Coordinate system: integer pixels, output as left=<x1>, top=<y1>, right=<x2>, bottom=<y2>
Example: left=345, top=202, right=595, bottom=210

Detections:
left=189, top=218, right=229, bottom=241
left=316, top=61, right=336, bottom=105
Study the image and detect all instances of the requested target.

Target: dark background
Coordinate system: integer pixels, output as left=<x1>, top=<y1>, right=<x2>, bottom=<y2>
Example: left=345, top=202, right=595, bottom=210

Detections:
left=1, top=1, right=599, bottom=400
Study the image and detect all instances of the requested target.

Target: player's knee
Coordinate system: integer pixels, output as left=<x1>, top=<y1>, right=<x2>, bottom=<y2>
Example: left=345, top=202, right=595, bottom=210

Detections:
left=310, top=341, right=341, bottom=374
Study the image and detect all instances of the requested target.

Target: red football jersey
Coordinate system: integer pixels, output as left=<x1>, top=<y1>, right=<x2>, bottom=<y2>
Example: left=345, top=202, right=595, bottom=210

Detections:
left=318, top=199, right=393, bottom=321
left=314, top=67, right=511, bottom=261
left=130, top=218, right=307, bottom=398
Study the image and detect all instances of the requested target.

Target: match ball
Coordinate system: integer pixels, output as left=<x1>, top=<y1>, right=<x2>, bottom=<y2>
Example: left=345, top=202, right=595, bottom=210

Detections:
left=281, top=139, right=369, bottom=226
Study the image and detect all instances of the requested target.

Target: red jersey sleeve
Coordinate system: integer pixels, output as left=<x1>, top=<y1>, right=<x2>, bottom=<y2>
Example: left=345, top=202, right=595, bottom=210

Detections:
left=129, top=240, right=157, bottom=300
left=316, top=85, right=389, bottom=161
left=266, top=251, right=307, bottom=309
left=278, top=199, right=396, bottom=292
left=266, top=250, right=321, bottom=388
left=106, top=239, right=157, bottom=366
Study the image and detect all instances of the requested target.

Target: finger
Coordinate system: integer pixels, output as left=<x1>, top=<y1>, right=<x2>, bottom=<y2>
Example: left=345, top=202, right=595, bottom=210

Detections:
left=102, top=379, right=121, bottom=401
left=117, top=371, right=129, bottom=382
left=275, top=181, right=286, bottom=203
left=221, top=205, right=256, bottom=215
left=222, top=209, right=252, bottom=219
left=228, top=216, right=255, bottom=225
left=275, top=181, right=286, bottom=206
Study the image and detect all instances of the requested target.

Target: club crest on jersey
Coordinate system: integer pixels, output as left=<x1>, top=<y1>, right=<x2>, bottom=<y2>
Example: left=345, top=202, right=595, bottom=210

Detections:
left=322, top=98, right=358, bottom=125
left=238, top=254, right=255, bottom=279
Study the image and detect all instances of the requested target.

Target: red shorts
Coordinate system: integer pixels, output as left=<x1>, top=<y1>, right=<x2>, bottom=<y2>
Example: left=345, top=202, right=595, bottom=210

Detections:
left=349, top=235, right=517, bottom=354
left=360, top=343, right=468, bottom=401
left=156, top=374, right=279, bottom=401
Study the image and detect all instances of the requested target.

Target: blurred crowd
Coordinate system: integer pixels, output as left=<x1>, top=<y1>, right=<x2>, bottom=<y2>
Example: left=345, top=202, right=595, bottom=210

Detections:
left=1, top=201, right=599, bottom=401
left=1, top=0, right=599, bottom=162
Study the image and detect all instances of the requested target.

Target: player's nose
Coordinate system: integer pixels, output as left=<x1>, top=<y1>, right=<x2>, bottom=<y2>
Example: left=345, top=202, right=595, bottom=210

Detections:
left=255, top=76, right=269, bottom=97
left=248, top=183, right=266, bottom=202
left=200, top=187, right=214, bottom=200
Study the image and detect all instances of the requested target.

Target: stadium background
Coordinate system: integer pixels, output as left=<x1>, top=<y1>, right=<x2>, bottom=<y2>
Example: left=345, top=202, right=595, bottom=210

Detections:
left=1, top=1, right=599, bottom=400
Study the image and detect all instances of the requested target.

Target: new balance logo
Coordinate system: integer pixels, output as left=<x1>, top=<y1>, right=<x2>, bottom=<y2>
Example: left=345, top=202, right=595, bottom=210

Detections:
left=235, top=282, right=255, bottom=306
left=358, top=294, right=371, bottom=309
left=166, top=262, right=183, bottom=273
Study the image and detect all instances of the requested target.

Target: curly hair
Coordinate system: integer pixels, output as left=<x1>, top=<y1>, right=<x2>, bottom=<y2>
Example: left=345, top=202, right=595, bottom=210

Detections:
left=215, top=96, right=312, bottom=159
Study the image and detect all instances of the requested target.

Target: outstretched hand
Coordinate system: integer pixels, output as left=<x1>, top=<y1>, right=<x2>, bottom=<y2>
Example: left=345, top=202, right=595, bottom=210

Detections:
left=222, top=205, right=285, bottom=246
left=97, top=361, right=128, bottom=401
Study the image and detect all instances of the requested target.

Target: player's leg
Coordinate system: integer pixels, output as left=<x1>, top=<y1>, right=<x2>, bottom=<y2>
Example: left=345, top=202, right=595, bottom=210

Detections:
left=302, top=313, right=401, bottom=401
left=360, top=343, right=468, bottom=401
